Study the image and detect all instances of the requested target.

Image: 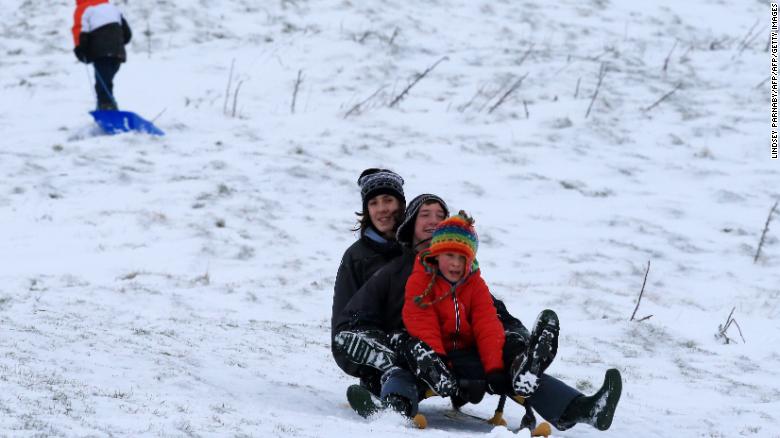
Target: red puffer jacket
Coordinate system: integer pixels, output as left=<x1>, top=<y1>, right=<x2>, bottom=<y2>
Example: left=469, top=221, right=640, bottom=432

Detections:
left=403, top=255, right=505, bottom=373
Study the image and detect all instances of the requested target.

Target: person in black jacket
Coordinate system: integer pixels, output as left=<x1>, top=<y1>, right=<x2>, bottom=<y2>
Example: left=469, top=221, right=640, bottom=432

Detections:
left=331, top=168, right=405, bottom=397
left=333, top=194, right=450, bottom=421
left=335, top=194, right=623, bottom=431
left=72, top=0, right=132, bottom=110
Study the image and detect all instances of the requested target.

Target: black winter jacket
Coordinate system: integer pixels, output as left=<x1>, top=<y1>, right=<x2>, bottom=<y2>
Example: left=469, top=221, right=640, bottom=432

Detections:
left=79, top=18, right=132, bottom=63
left=331, top=233, right=402, bottom=339
left=335, top=247, right=415, bottom=334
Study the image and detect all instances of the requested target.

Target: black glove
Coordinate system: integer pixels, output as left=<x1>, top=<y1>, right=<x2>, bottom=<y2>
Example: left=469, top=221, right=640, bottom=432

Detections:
left=458, top=378, right=486, bottom=404
left=486, top=371, right=512, bottom=395
left=73, top=46, right=87, bottom=63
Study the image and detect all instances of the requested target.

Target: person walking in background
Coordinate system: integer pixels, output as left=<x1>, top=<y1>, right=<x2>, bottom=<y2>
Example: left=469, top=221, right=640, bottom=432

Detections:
left=72, top=0, right=132, bottom=110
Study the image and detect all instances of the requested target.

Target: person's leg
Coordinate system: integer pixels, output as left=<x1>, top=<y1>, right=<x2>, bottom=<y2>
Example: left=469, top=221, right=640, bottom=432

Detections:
left=93, top=58, right=120, bottom=110
left=556, top=368, right=622, bottom=431
left=333, top=329, right=399, bottom=374
left=334, top=329, right=398, bottom=417
left=525, top=374, right=582, bottom=428
left=379, top=367, right=420, bottom=417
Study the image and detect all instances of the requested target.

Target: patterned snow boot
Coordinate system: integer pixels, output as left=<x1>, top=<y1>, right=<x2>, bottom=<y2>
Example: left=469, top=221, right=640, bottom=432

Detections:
left=511, top=309, right=559, bottom=397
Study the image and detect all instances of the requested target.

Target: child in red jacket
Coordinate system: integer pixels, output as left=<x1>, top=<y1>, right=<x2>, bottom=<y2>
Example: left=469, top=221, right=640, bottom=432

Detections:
left=402, top=211, right=512, bottom=400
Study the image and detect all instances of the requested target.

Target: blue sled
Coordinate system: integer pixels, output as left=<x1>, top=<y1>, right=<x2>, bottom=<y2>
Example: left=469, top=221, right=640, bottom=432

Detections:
left=90, top=110, right=164, bottom=136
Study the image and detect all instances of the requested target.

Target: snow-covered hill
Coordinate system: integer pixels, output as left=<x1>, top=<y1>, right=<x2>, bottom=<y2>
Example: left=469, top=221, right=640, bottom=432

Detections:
left=0, top=0, right=776, bottom=436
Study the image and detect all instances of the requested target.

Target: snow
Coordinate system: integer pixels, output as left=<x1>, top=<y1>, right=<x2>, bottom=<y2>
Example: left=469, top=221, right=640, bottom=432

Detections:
left=0, top=0, right=776, bottom=436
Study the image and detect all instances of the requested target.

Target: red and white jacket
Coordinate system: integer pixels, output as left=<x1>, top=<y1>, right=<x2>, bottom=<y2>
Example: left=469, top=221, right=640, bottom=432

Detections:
left=71, top=0, right=131, bottom=62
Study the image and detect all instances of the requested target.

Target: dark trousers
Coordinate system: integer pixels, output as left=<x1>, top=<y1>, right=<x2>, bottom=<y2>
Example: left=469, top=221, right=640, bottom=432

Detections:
left=93, top=58, right=121, bottom=109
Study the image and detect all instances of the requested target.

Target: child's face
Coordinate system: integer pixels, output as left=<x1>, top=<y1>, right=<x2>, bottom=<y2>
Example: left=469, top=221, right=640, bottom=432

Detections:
left=414, top=202, right=446, bottom=245
left=367, top=194, right=401, bottom=238
left=438, top=252, right=466, bottom=282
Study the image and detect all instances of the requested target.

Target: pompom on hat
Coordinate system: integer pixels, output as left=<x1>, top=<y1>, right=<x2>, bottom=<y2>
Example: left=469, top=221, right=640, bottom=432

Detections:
left=423, top=210, right=479, bottom=268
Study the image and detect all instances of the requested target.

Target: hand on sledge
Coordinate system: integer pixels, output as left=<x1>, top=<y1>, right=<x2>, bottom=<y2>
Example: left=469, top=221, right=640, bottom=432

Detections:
left=486, top=371, right=512, bottom=395
left=458, top=378, right=486, bottom=404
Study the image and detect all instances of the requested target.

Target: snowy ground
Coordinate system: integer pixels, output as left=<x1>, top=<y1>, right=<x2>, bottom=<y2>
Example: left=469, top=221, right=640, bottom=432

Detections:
left=0, top=0, right=776, bottom=436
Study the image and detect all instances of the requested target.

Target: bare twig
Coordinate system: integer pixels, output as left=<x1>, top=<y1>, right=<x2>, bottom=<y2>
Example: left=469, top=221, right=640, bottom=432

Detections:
left=388, top=56, right=449, bottom=108
left=223, top=58, right=235, bottom=115
left=388, top=27, right=400, bottom=46
left=574, top=76, right=581, bottom=99
left=636, top=315, right=653, bottom=322
left=488, top=73, right=529, bottom=114
left=679, top=44, right=693, bottom=61
left=477, top=84, right=507, bottom=113
left=753, top=199, right=779, bottom=263
left=523, top=100, right=529, bottom=119
left=732, top=19, right=760, bottom=59
left=642, top=82, right=682, bottom=112
left=737, top=20, right=760, bottom=47
left=231, top=80, right=245, bottom=118
left=356, top=31, right=372, bottom=44
left=458, top=83, right=487, bottom=113
left=731, top=319, right=746, bottom=343
left=735, top=27, right=764, bottom=59
left=291, top=69, right=303, bottom=114
left=344, top=85, right=386, bottom=118
left=755, top=76, right=769, bottom=89
left=717, top=306, right=746, bottom=344
left=585, top=62, right=606, bottom=118
left=662, top=39, right=678, bottom=72
left=516, top=44, right=534, bottom=68
left=630, top=260, right=651, bottom=321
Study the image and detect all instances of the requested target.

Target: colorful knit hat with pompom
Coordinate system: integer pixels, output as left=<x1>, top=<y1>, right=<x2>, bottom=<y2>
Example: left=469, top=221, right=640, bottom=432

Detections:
left=423, top=210, right=478, bottom=268
left=413, top=211, right=479, bottom=307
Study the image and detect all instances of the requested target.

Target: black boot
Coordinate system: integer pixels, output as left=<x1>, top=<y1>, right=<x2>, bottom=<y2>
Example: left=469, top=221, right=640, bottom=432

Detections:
left=511, top=309, right=559, bottom=396
left=559, top=368, right=622, bottom=430
left=347, top=384, right=383, bottom=418
left=384, top=394, right=413, bottom=418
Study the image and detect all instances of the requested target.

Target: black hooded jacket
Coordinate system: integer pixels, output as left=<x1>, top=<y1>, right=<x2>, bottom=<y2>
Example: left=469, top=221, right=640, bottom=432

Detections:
left=331, top=232, right=402, bottom=338
left=335, top=247, right=417, bottom=334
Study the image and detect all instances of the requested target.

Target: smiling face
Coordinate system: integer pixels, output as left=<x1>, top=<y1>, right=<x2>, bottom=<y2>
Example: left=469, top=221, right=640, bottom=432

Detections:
left=413, top=201, right=447, bottom=247
left=437, top=252, right=466, bottom=282
left=367, top=194, right=401, bottom=238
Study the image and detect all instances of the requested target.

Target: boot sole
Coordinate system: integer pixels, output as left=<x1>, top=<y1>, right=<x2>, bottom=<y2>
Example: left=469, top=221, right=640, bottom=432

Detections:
left=512, top=310, right=559, bottom=396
